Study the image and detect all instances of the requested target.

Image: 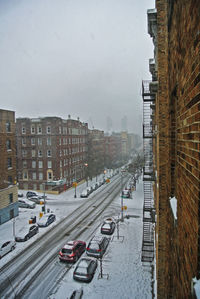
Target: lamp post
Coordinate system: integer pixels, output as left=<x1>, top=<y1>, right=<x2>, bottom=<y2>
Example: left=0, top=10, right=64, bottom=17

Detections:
left=84, top=163, right=88, bottom=187
left=74, top=165, right=77, bottom=198
left=43, top=182, right=46, bottom=214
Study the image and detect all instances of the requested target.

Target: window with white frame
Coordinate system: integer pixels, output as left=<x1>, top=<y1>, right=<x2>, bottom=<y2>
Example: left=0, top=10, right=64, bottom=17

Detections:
left=32, top=172, right=37, bottom=180
left=59, top=126, right=62, bottom=134
left=31, top=126, right=35, bottom=134
left=23, top=171, right=28, bottom=180
left=6, top=121, right=11, bottom=132
left=38, top=150, right=42, bottom=157
left=47, top=161, right=52, bottom=168
left=47, top=137, right=51, bottom=146
left=38, top=161, right=43, bottom=168
left=46, top=126, right=51, bottom=134
left=38, top=138, right=42, bottom=146
left=31, top=150, right=36, bottom=157
left=32, top=161, right=36, bottom=168
left=59, top=138, right=62, bottom=145
left=37, top=125, right=42, bottom=134
left=60, top=150, right=62, bottom=156
left=60, top=161, right=62, bottom=167
left=22, top=126, right=26, bottom=134
left=39, top=172, right=43, bottom=180
left=47, top=150, right=51, bottom=157
left=22, top=137, right=26, bottom=145
left=31, top=138, right=35, bottom=145
left=22, top=150, right=27, bottom=157
left=6, top=139, right=11, bottom=150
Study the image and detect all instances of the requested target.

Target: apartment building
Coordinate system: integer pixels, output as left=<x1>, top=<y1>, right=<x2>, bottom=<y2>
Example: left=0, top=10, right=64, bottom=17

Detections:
left=0, top=109, right=18, bottom=224
left=16, top=116, right=88, bottom=193
left=143, top=1, right=200, bottom=298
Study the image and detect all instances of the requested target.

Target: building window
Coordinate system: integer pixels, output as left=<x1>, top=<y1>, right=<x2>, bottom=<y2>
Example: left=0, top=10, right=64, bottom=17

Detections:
left=23, top=161, right=27, bottom=168
left=39, top=161, right=43, bottom=168
left=6, top=121, right=11, bottom=132
left=31, top=138, right=35, bottom=145
left=33, top=184, right=37, bottom=190
left=37, top=125, right=42, bottom=134
left=22, top=137, right=26, bottom=146
left=22, top=150, right=27, bottom=157
left=59, top=126, right=62, bottom=134
left=31, top=150, right=36, bottom=157
left=38, top=138, right=42, bottom=146
left=6, top=139, right=11, bottom=150
left=22, top=127, right=26, bottom=134
left=47, top=171, right=52, bottom=180
left=32, top=172, right=36, bottom=180
left=32, top=161, right=36, bottom=168
left=7, top=158, right=12, bottom=168
left=47, top=126, right=51, bottom=134
left=38, top=150, right=42, bottom=157
left=47, top=161, right=52, bottom=168
left=39, top=172, right=43, bottom=180
left=47, top=137, right=51, bottom=146
left=8, top=176, right=13, bottom=184
left=47, top=150, right=51, bottom=157
left=23, top=171, right=28, bottom=180
left=31, top=126, right=35, bottom=134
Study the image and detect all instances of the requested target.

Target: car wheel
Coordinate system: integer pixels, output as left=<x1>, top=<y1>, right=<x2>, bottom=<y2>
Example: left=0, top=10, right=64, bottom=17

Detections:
left=26, top=236, right=29, bottom=241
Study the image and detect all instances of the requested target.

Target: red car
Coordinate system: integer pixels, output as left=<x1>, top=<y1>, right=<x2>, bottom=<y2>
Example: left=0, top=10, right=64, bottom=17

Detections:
left=59, top=240, right=86, bottom=263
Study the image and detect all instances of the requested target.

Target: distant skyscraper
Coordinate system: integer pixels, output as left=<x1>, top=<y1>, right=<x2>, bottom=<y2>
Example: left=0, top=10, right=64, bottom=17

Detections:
left=121, top=116, right=128, bottom=132
left=106, top=116, right=113, bottom=133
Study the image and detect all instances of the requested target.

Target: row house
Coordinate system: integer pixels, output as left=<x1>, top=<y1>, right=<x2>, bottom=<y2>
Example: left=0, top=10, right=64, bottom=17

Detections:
left=0, top=109, right=18, bottom=224
left=16, top=116, right=88, bottom=193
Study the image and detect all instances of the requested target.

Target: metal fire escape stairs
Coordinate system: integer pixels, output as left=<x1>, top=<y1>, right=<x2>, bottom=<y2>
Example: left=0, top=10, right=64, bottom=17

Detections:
left=141, top=80, right=155, bottom=262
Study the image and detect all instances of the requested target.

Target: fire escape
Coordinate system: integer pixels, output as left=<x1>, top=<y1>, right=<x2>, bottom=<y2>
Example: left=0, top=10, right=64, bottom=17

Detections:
left=141, top=80, right=156, bottom=262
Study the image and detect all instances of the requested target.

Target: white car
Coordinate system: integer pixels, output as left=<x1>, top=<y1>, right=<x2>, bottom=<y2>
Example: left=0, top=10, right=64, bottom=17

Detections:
left=0, top=240, right=16, bottom=259
left=80, top=189, right=89, bottom=198
left=18, top=199, right=36, bottom=209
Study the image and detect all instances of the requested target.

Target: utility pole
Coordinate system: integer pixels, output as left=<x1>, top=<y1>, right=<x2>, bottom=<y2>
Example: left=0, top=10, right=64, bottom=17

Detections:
left=121, top=170, right=124, bottom=222
left=43, top=182, right=46, bottom=214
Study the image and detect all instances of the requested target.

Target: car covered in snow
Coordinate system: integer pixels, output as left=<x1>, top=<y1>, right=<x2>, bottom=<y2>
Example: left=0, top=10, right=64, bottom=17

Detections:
left=15, top=225, right=39, bottom=242
left=86, top=235, right=110, bottom=258
left=80, top=189, right=89, bottom=198
left=122, top=189, right=131, bottom=198
left=73, top=257, right=98, bottom=282
left=59, top=240, right=86, bottom=263
left=37, top=213, right=56, bottom=227
left=28, top=196, right=44, bottom=204
left=0, top=240, right=16, bottom=259
left=101, top=220, right=115, bottom=235
left=18, top=199, right=36, bottom=209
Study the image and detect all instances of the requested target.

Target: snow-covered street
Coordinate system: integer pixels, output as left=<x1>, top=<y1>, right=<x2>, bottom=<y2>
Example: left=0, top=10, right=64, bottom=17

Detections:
left=0, top=175, right=153, bottom=299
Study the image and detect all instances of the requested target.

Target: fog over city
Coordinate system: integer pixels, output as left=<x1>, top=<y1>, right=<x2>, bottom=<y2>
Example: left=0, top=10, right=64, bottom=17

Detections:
left=0, top=0, right=154, bottom=134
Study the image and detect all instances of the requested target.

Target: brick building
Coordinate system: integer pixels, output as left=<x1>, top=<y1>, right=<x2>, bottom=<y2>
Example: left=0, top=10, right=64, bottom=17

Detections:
left=104, top=133, right=122, bottom=168
left=16, top=116, right=88, bottom=193
left=0, top=109, right=18, bottom=224
left=144, top=1, right=200, bottom=298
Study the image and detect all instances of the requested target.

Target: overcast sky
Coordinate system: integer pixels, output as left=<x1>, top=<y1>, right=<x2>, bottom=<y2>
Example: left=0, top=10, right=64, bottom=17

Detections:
left=0, top=0, right=154, bottom=134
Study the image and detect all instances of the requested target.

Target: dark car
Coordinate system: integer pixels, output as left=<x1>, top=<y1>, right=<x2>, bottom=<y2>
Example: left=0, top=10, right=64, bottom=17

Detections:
left=73, top=257, right=98, bottom=282
left=28, top=196, right=44, bottom=204
left=86, top=235, right=110, bottom=258
left=37, top=213, right=56, bottom=227
left=59, top=240, right=86, bottom=262
left=69, top=288, right=83, bottom=299
left=101, top=220, right=115, bottom=235
left=122, top=189, right=131, bottom=198
left=15, top=225, right=39, bottom=242
left=26, top=191, right=38, bottom=198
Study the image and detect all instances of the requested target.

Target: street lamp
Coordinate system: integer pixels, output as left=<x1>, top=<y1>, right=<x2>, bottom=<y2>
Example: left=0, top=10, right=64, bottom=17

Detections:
left=84, top=163, right=88, bottom=187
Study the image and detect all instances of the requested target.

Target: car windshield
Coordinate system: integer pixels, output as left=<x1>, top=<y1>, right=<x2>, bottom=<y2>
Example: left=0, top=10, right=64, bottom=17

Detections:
left=102, top=224, right=111, bottom=229
left=62, top=248, right=72, bottom=254
left=76, top=266, right=88, bottom=275
left=89, top=242, right=99, bottom=250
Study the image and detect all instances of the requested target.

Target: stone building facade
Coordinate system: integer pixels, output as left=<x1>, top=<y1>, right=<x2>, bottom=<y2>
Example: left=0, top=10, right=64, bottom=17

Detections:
left=0, top=109, right=18, bottom=224
left=146, top=0, right=200, bottom=298
left=16, top=116, right=88, bottom=193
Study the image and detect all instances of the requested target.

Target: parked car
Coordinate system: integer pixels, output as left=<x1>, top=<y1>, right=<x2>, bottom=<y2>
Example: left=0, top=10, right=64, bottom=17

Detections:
left=80, top=189, right=89, bottom=198
left=0, top=240, right=16, bottom=259
left=15, top=225, right=39, bottom=242
left=18, top=199, right=36, bottom=209
left=101, top=220, right=115, bottom=235
left=122, top=189, right=131, bottom=198
left=86, top=235, right=110, bottom=258
left=91, top=183, right=97, bottom=191
left=86, top=186, right=93, bottom=194
left=28, top=196, right=44, bottom=204
left=18, top=193, right=23, bottom=198
left=37, top=213, right=56, bottom=227
left=59, top=240, right=86, bottom=262
left=69, top=288, right=83, bottom=299
left=73, top=257, right=98, bottom=282
left=26, top=191, right=38, bottom=198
